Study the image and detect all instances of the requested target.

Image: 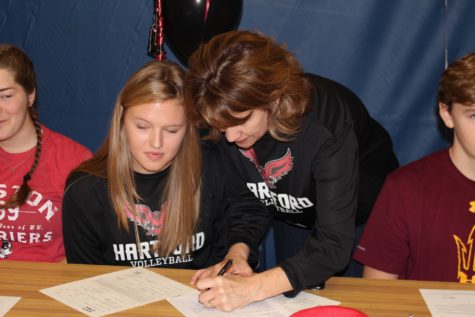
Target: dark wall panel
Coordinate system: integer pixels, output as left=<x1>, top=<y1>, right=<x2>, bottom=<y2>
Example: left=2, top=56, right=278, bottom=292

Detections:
left=1, top=0, right=475, bottom=165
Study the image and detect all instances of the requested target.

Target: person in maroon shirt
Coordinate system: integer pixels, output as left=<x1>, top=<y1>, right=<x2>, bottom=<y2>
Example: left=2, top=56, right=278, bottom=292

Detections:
left=354, top=51, right=475, bottom=283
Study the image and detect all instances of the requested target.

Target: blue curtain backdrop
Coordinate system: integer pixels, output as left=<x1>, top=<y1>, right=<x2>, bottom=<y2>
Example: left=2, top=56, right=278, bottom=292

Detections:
left=1, top=1, right=475, bottom=268
left=1, top=1, right=475, bottom=164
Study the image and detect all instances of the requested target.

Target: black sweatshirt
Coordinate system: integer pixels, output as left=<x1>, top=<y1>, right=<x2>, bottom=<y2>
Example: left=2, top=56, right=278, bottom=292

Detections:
left=62, top=143, right=270, bottom=269
left=216, top=74, right=398, bottom=295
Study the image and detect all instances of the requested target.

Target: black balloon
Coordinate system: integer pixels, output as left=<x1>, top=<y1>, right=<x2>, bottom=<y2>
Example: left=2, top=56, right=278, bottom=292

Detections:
left=163, top=0, right=243, bottom=66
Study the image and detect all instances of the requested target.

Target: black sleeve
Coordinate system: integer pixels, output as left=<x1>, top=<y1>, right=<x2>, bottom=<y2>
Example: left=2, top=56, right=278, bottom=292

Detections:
left=347, top=89, right=399, bottom=224
left=279, top=75, right=358, bottom=296
left=280, top=125, right=357, bottom=296
left=225, top=173, right=273, bottom=267
left=306, top=74, right=398, bottom=225
left=197, top=147, right=233, bottom=267
left=62, top=173, right=107, bottom=264
left=206, top=141, right=272, bottom=267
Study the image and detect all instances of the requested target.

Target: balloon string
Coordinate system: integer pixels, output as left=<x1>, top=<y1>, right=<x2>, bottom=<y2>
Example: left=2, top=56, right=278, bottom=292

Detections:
left=205, top=0, right=211, bottom=22
left=156, top=0, right=166, bottom=61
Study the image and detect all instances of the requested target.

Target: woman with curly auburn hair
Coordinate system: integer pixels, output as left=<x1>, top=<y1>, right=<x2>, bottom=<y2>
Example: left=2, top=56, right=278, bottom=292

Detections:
left=185, top=30, right=398, bottom=311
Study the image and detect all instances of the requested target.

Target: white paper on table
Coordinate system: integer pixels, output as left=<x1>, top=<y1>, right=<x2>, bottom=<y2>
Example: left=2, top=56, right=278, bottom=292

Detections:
left=168, top=290, right=285, bottom=317
left=419, top=289, right=475, bottom=317
left=40, top=267, right=195, bottom=317
left=167, top=290, right=340, bottom=317
left=0, top=296, right=21, bottom=317
left=270, top=291, right=340, bottom=314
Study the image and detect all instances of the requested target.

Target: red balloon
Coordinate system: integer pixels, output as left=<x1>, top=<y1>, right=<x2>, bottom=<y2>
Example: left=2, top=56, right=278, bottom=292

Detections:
left=290, top=305, right=368, bottom=317
left=163, top=0, right=243, bottom=66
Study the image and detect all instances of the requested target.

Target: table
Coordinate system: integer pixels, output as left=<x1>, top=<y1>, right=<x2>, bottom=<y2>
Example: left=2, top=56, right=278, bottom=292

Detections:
left=1, top=260, right=474, bottom=316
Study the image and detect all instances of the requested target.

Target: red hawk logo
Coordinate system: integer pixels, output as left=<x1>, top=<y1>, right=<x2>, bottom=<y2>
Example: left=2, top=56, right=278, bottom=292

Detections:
left=126, top=203, right=165, bottom=237
left=240, top=148, right=293, bottom=188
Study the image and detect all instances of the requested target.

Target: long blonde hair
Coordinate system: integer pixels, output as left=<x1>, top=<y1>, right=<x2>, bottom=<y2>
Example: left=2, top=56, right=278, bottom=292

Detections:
left=73, top=61, right=202, bottom=256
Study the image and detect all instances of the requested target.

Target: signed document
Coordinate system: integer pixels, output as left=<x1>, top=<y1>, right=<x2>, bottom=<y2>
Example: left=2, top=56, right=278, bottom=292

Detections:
left=40, top=267, right=194, bottom=316
left=0, top=296, right=21, bottom=317
left=168, top=289, right=340, bottom=317
left=420, top=289, right=475, bottom=317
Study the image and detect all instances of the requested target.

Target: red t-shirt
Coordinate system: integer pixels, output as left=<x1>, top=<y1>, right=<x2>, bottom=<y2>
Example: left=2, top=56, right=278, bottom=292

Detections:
left=354, top=149, right=475, bottom=283
left=0, top=126, right=92, bottom=262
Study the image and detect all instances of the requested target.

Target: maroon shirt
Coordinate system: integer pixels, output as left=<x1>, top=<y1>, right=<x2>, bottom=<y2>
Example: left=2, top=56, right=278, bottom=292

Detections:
left=354, top=149, right=475, bottom=283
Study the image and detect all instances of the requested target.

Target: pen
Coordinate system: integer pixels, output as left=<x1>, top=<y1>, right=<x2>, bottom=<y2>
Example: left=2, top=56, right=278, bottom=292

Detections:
left=217, top=259, right=233, bottom=276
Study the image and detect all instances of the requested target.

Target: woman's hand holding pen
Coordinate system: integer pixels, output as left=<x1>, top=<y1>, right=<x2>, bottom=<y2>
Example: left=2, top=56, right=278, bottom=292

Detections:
left=195, top=272, right=261, bottom=312
left=190, top=242, right=252, bottom=285
left=195, top=267, right=295, bottom=312
left=190, top=256, right=252, bottom=285
left=221, top=242, right=253, bottom=276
